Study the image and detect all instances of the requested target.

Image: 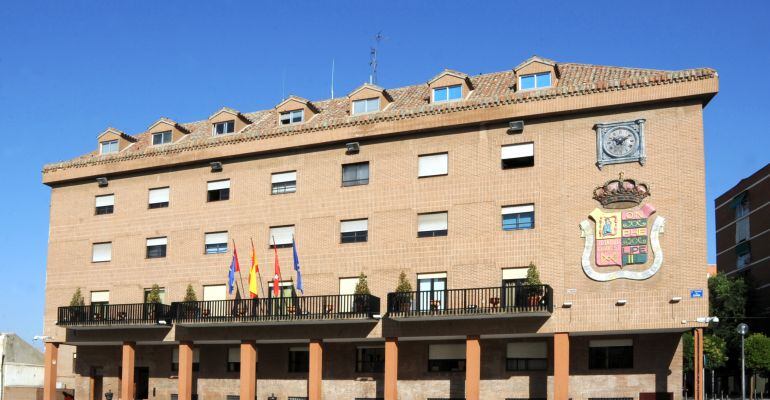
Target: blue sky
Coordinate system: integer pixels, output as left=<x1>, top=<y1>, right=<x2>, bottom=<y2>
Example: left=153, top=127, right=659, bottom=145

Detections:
left=1, top=1, right=768, bottom=346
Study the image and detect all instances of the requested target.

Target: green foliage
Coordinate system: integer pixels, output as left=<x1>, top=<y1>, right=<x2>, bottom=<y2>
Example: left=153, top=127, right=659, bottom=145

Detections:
left=526, top=262, right=541, bottom=286
left=683, top=332, right=694, bottom=372
left=745, top=333, right=770, bottom=373
left=146, top=284, right=162, bottom=304
left=682, top=332, right=727, bottom=372
left=395, top=271, right=412, bottom=293
left=183, top=284, right=198, bottom=302
left=69, top=288, right=85, bottom=307
left=709, top=273, right=747, bottom=352
left=354, top=273, right=371, bottom=295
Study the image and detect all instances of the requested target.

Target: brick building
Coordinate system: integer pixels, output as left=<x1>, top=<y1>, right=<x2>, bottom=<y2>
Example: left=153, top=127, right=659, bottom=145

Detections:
left=715, top=163, right=770, bottom=333
left=41, top=56, right=718, bottom=400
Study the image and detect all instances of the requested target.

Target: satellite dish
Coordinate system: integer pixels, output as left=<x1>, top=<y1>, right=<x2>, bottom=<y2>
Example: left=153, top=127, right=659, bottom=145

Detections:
left=737, top=323, right=749, bottom=336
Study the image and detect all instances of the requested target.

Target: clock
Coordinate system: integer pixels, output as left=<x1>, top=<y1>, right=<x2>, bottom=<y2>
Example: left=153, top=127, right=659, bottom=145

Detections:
left=594, top=119, right=646, bottom=169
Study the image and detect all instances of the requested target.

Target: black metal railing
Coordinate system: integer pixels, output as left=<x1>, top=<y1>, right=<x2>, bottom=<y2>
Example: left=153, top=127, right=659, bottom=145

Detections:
left=57, top=303, right=173, bottom=327
left=171, top=294, right=380, bottom=324
left=386, top=285, right=552, bottom=318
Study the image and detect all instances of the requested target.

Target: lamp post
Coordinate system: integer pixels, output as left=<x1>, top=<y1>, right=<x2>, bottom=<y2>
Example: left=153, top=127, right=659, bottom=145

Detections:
left=737, top=323, right=749, bottom=400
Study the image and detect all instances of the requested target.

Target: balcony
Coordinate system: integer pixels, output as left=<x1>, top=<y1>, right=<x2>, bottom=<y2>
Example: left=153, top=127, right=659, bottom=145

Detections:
left=386, top=285, right=553, bottom=321
left=171, top=294, right=380, bottom=326
left=57, top=303, right=173, bottom=329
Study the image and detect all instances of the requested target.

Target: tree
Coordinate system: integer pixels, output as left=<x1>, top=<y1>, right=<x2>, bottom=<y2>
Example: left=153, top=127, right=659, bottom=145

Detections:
left=526, top=262, right=541, bottom=286
left=745, top=333, right=770, bottom=398
left=709, top=273, right=747, bottom=352
left=395, top=271, right=412, bottom=292
left=354, top=273, right=371, bottom=295
left=146, top=284, right=162, bottom=304
left=183, top=284, right=198, bottom=302
left=682, top=333, right=727, bottom=372
left=69, top=288, right=85, bottom=307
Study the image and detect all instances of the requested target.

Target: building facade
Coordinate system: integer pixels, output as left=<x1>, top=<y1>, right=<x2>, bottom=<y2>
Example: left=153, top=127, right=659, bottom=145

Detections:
left=715, top=163, right=770, bottom=333
left=41, top=56, right=718, bottom=400
left=0, top=333, right=45, bottom=400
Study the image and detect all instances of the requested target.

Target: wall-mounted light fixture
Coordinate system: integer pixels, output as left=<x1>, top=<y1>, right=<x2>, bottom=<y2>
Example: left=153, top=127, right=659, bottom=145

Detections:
left=616, top=299, right=627, bottom=306
left=508, top=120, right=524, bottom=134
left=670, top=296, right=682, bottom=303
left=346, top=142, right=360, bottom=154
left=210, top=161, right=223, bottom=172
left=562, top=302, right=573, bottom=308
left=96, top=177, right=109, bottom=187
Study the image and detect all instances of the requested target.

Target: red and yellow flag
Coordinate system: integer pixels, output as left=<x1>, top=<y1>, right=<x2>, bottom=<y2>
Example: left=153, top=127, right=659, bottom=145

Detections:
left=272, top=237, right=282, bottom=297
left=249, top=239, right=259, bottom=298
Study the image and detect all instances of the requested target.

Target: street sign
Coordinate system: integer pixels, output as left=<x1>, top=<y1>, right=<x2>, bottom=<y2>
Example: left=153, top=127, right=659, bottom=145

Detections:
left=690, top=289, right=704, bottom=298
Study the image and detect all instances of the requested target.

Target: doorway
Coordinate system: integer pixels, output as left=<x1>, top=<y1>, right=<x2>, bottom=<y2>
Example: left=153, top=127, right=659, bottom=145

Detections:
left=135, top=367, right=149, bottom=400
left=89, top=367, right=103, bottom=400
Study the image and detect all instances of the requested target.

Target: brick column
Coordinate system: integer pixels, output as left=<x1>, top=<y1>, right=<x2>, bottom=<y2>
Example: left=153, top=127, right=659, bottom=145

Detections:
left=308, top=339, right=323, bottom=400
left=694, top=328, right=704, bottom=400
left=43, top=342, right=59, bottom=400
left=178, top=342, right=194, bottom=400
left=554, top=333, right=570, bottom=400
left=465, top=336, right=481, bottom=400
left=239, top=341, right=257, bottom=400
left=121, top=342, right=136, bottom=400
left=384, top=337, right=398, bottom=400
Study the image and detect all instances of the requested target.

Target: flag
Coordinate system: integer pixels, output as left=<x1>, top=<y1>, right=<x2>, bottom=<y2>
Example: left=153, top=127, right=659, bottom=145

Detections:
left=228, top=241, right=240, bottom=295
left=272, top=236, right=282, bottom=297
left=292, top=236, right=303, bottom=294
left=249, top=239, right=259, bottom=299
left=232, top=241, right=240, bottom=272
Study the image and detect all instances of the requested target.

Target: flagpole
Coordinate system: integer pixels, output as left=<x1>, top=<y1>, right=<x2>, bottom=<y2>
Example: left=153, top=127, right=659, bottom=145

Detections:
left=234, top=240, right=246, bottom=298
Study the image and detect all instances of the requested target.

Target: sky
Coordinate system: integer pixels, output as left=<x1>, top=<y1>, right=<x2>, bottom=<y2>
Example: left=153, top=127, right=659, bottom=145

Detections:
left=0, top=0, right=768, bottom=347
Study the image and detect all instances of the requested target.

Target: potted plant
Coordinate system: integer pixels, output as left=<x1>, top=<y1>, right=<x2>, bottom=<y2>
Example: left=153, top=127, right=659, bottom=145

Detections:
left=394, top=271, right=413, bottom=312
left=181, top=284, right=199, bottom=318
left=69, top=288, right=85, bottom=322
left=145, top=284, right=162, bottom=320
left=353, top=272, right=371, bottom=313
left=525, top=262, right=544, bottom=307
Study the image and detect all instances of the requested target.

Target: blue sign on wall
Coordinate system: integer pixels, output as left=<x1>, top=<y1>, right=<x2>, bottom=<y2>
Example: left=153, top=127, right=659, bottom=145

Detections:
left=690, top=289, right=704, bottom=298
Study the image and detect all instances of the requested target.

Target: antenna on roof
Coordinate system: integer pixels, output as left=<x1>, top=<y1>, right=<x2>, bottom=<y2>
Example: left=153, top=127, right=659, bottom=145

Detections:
left=331, top=58, right=335, bottom=98
left=369, top=31, right=384, bottom=85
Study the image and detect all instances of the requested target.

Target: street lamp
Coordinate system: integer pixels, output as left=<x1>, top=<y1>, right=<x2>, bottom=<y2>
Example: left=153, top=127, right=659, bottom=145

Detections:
left=737, top=323, right=749, bottom=400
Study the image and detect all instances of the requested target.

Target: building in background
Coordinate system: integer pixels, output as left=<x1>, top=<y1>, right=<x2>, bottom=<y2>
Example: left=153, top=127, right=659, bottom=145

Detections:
left=715, top=163, right=770, bottom=333
left=41, top=56, right=718, bottom=400
left=707, top=264, right=717, bottom=278
left=0, top=333, right=44, bottom=400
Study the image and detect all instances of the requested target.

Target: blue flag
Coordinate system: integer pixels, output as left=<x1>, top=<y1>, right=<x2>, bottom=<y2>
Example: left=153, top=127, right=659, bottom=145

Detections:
left=228, top=255, right=236, bottom=295
left=292, top=236, right=303, bottom=294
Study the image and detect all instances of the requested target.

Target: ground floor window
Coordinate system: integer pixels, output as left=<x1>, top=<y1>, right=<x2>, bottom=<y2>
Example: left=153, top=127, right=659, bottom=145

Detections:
left=588, top=339, right=633, bottom=369
left=428, top=343, right=465, bottom=372
left=227, top=347, right=240, bottom=372
left=356, top=346, right=384, bottom=373
left=506, top=341, right=547, bottom=371
left=288, top=347, right=309, bottom=373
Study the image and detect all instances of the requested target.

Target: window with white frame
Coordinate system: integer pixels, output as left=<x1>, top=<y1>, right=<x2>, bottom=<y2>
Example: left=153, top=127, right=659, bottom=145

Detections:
left=152, top=131, right=172, bottom=145
left=280, top=109, right=304, bottom=125
left=269, top=225, right=294, bottom=248
left=418, top=153, right=448, bottom=177
left=735, top=194, right=750, bottom=243
left=90, top=290, right=109, bottom=305
left=341, top=219, right=368, bottom=243
left=589, top=339, right=633, bottom=370
left=172, top=347, right=200, bottom=372
left=502, top=204, right=535, bottom=230
left=148, top=187, right=170, bottom=209
left=94, top=194, right=114, bottom=215
left=428, top=344, right=465, bottom=372
left=213, top=120, right=235, bottom=135
left=271, top=171, right=297, bottom=195
left=519, top=72, right=552, bottom=90
left=204, top=232, right=228, bottom=254
left=100, top=140, right=119, bottom=155
left=352, top=98, right=381, bottom=115
left=506, top=342, right=547, bottom=371
left=227, top=347, right=241, bottom=372
left=501, top=143, right=534, bottom=169
left=146, top=237, right=168, bottom=259
left=207, top=179, right=230, bottom=202
left=418, top=212, right=448, bottom=237
left=432, top=85, right=462, bottom=103
left=92, top=242, right=112, bottom=262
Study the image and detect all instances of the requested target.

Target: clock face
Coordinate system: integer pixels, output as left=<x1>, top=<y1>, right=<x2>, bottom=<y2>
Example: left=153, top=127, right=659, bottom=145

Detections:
left=602, top=128, right=638, bottom=158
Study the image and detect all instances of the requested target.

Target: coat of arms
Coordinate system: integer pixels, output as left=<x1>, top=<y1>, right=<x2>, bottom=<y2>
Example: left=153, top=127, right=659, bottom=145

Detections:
left=580, top=174, right=665, bottom=281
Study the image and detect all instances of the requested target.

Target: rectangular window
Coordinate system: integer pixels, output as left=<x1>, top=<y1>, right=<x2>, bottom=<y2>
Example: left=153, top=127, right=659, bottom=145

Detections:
left=506, top=342, right=547, bottom=371
left=502, top=268, right=529, bottom=308
left=736, top=196, right=750, bottom=243
left=205, top=232, right=228, bottom=254
left=269, top=225, right=295, bottom=248
left=207, top=180, right=230, bottom=202
left=588, top=339, right=633, bottom=370
left=143, top=287, right=166, bottom=304
left=356, top=346, right=385, bottom=373
left=418, top=272, right=447, bottom=312
left=432, top=85, right=463, bottom=103
left=271, top=171, right=297, bottom=195
left=428, top=344, right=465, bottom=372
left=418, top=212, right=448, bottom=237
left=352, top=98, right=381, bottom=115
left=148, top=187, right=170, bottom=209
left=152, top=131, right=173, bottom=145
left=203, top=284, right=227, bottom=302
left=288, top=347, right=309, bottom=373
left=213, top=120, right=235, bottom=135
left=92, top=242, right=112, bottom=262
left=146, top=237, right=168, bottom=259
left=502, top=205, right=535, bottom=230
left=280, top=110, right=304, bottom=125
left=172, top=348, right=200, bottom=372
left=501, top=143, right=534, bottom=169
left=342, top=162, right=370, bottom=187
left=418, top=153, right=448, bottom=177
left=90, top=290, right=110, bottom=304
left=519, top=72, right=552, bottom=90
left=94, top=194, right=114, bottom=215
left=227, top=347, right=240, bottom=372
left=736, top=241, right=751, bottom=269
left=341, top=219, right=368, bottom=243
left=100, top=140, right=119, bottom=155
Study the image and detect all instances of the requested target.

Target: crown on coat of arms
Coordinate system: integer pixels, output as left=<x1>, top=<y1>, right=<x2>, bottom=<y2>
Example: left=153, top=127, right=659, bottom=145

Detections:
left=592, top=173, right=650, bottom=209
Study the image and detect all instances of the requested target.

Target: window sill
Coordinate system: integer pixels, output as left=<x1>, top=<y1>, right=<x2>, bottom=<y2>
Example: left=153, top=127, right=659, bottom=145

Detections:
left=418, top=174, right=448, bottom=179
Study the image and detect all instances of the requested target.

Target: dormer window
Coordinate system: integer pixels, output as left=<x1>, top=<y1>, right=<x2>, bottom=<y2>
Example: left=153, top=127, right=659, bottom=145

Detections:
left=352, top=98, right=380, bottom=115
left=432, top=85, right=463, bottom=103
left=213, top=120, right=235, bottom=135
left=152, top=131, right=172, bottom=146
left=519, top=72, right=552, bottom=90
left=280, top=110, right=304, bottom=125
left=100, top=140, right=119, bottom=155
